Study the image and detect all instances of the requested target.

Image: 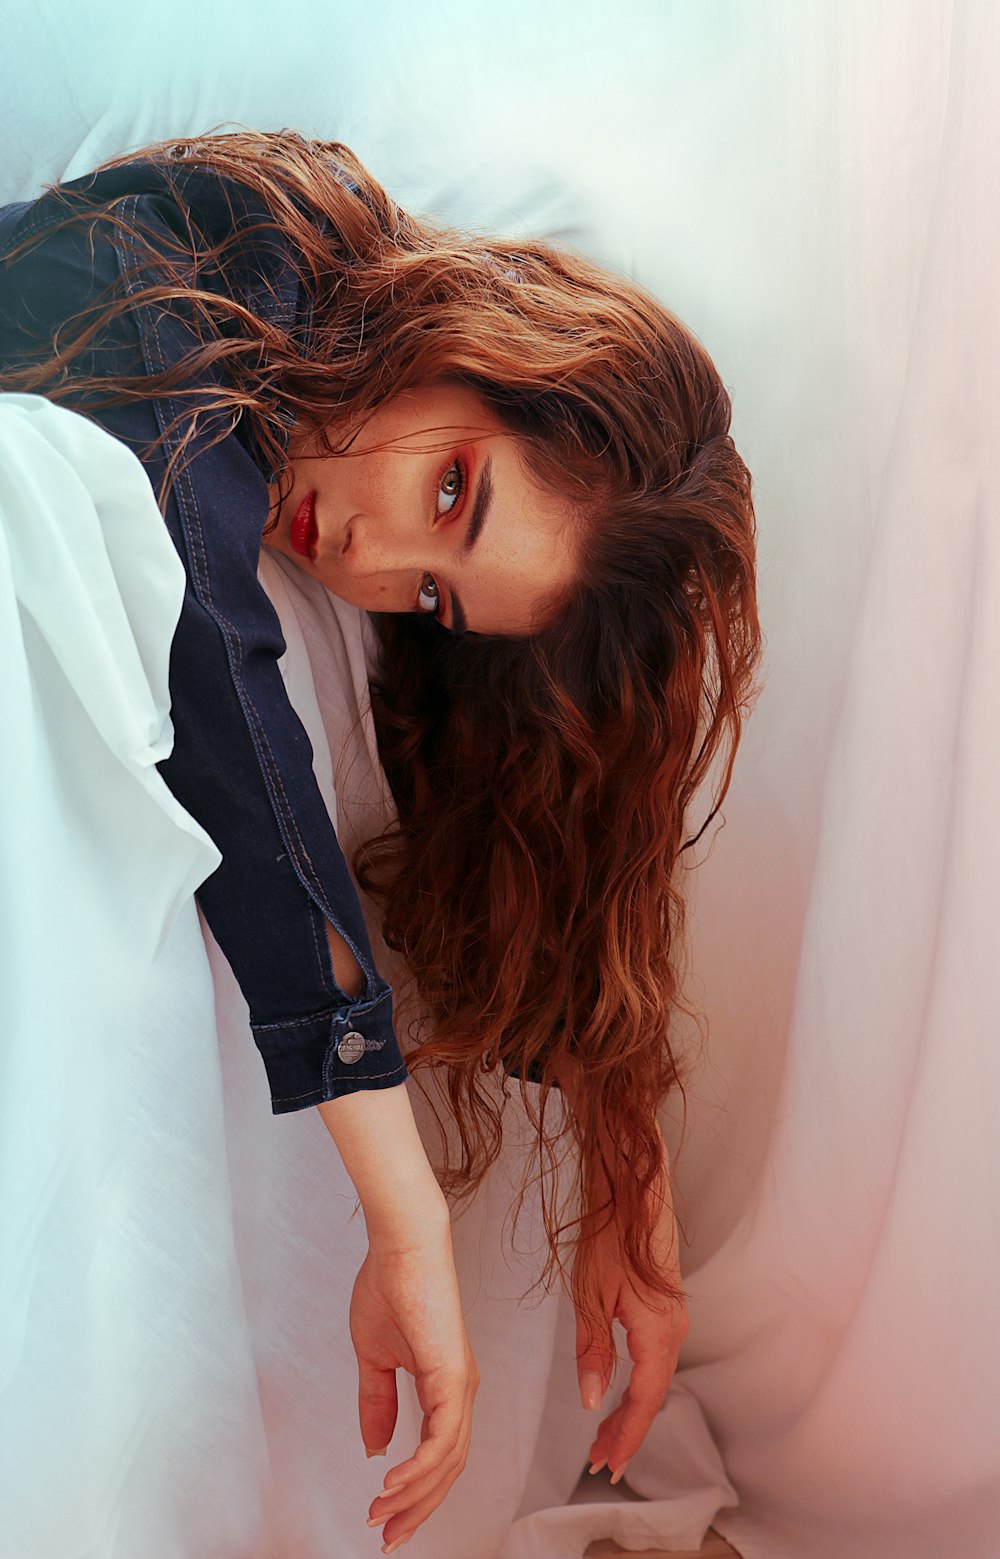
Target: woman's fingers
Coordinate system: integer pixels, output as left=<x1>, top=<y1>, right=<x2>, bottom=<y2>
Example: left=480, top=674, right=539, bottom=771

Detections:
left=358, top=1356, right=401, bottom=1457
left=368, top=1442, right=467, bottom=1544
left=575, top=1282, right=617, bottom=1412
left=376, top=1398, right=464, bottom=1502
left=587, top=1357, right=674, bottom=1472
left=587, top=1298, right=688, bottom=1473
left=368, top=1365, right=477, bottom=1548
left=578, top=1130, right=688, bottom=1477
left=373, top=1472, right=467, bottom=1553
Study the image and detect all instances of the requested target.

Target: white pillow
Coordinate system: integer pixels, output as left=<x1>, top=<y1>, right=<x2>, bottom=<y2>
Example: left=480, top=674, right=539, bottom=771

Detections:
left=1, top=0, right=618, bottom=266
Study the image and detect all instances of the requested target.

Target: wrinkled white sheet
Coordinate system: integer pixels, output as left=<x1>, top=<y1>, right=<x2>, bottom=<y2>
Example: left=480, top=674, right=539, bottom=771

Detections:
left=643, top=7, right=1000, bottom=1556
left=2, top=393, right=724, bottom=1558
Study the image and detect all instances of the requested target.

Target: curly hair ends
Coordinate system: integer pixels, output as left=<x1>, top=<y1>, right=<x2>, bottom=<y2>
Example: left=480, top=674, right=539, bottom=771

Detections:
left=0, top=128, right=762, bottom=1368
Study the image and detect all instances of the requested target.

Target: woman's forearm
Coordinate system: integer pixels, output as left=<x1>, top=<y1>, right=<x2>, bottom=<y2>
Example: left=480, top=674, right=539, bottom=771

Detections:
left=317, top=1083, right=449, bottom=1246
left=316, top=928, right=449, bottom=1241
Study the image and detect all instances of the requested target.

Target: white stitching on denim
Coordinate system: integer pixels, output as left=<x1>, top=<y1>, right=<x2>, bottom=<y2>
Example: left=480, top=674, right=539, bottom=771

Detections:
left=272, top=1064, right=409, bottom=1105
left=250, top=992, right=390, bottom=1033
left=0, top=208, right=58, bottom=261
left=305, top=878, right=329, bottom=982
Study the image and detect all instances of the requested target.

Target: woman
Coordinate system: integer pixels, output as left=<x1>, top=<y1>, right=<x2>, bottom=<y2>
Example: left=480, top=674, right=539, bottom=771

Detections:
left=0, top=129, right=759, bottom=1553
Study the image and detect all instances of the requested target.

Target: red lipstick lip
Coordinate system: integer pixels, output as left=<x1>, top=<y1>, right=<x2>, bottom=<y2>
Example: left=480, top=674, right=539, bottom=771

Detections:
left=289, top=491, right=318, bottom=560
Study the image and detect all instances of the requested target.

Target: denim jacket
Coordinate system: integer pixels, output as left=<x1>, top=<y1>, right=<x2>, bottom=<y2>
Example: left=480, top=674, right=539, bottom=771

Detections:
left=0, top=154, right=409, bottom=1113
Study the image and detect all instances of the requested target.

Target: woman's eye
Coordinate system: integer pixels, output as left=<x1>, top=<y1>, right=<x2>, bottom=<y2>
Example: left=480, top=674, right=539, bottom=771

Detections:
left=436, top=460, right=465, bottom=517
left=417, top=572, right=441, bottom=615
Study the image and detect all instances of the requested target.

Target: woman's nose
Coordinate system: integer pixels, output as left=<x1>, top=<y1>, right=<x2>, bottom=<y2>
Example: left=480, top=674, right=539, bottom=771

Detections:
left=339, top=513, right=385, bottom=574
left=339, top=509, right=426, bottom=576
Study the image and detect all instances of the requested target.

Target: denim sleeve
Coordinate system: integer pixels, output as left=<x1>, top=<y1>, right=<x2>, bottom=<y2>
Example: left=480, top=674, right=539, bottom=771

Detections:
left=0, top=160, right=409, bottom=1113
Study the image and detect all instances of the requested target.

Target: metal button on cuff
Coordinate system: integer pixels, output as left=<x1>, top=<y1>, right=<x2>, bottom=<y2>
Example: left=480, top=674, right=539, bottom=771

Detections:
left=337, top=1030, right=366, bottom=1064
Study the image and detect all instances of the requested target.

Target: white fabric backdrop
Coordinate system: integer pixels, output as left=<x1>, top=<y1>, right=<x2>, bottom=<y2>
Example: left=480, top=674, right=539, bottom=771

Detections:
left=2, top=3, right=998, bottom=1556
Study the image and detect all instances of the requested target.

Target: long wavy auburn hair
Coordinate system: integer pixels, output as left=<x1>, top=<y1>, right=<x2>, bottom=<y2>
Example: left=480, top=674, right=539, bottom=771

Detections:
left=1, top=129, right=761, bottom=1361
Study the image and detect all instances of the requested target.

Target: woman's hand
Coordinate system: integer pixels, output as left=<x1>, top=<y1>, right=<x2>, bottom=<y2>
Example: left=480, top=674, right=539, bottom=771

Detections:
left=574, top=1135, right=688, bottom=1485
left=355, top=1209, right=479, bottom=1553
left=316, top=1084, right=478, bottom=1549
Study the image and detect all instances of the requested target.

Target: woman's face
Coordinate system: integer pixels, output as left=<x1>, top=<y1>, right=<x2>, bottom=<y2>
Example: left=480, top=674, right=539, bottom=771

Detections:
left=264, top=384, right=579, bottom=635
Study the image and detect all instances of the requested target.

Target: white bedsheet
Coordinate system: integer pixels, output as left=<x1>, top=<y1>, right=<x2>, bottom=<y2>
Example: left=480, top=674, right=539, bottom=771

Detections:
left=0, top=392, right=731, bottom=1557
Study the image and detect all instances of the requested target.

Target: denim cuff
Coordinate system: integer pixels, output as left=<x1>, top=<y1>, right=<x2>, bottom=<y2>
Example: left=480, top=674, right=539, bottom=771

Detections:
left=251, top=988, right=409, bottom=1115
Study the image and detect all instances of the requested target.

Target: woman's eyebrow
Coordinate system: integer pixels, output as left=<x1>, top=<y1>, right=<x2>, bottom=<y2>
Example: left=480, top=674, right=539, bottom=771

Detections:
left=449, top=593, right=468, bottom=635
left=449, top=455, right=494, bottom=634
left=459, top=456, right=494, bottom=558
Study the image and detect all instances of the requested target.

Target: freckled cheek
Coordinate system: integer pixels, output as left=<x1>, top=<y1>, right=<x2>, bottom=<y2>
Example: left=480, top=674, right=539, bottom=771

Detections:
left=350, top=578, right=395, bottom=611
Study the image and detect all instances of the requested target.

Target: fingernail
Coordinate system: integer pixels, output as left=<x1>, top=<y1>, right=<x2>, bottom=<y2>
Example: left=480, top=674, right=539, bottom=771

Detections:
left=609, top=1460, right=629, bottom=1487
left=366, top=1447, right=388, bottom=1458
left=367, top=1516, right=388, bottom=1528
left=589, top=1459, right=607, bottom=1475
left=580, top=1371, right=604, bottom=1411
left=382, top=1538, right=411, bottom=1555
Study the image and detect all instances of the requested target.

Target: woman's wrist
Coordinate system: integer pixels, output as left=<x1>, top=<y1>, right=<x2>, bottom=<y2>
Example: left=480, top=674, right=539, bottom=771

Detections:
left=361, top=1151, right=451, bottom=1249
left=364, top=1188, right=452, bottom=1254
left=317, top=1083, right=448, bottom=1246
